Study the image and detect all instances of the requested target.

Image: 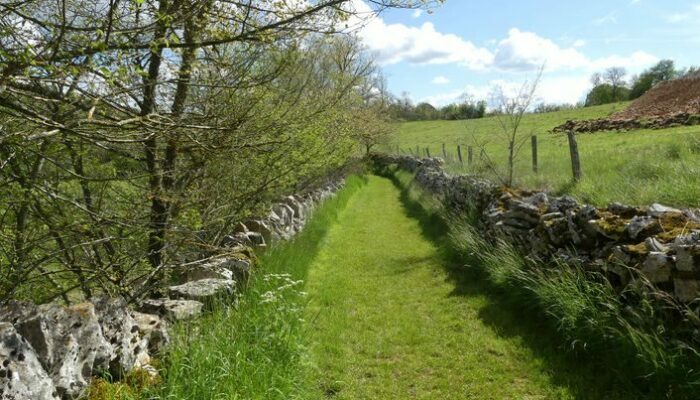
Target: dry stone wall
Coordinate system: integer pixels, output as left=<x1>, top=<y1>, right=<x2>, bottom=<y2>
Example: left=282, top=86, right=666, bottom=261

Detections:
left=553, top=112, right=700, bottom=134
left=0, top=179, right=344, bottom=400
left=373, top=153, right=700, bottom=303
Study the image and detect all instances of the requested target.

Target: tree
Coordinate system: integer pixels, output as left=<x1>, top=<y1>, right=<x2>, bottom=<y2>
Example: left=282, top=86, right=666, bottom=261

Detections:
left=585, top=66, right=631, bottom=106
left=475, top=69, right=541, bottom=186
left=352, top=107, right=396, bottom=154
left=0, top=0, right=442, bottom=302
left=604, top=67, right=628, bottom=102
left=414, top=102, right=439, bottom=120
left=630, top=60, right=677, bottom=99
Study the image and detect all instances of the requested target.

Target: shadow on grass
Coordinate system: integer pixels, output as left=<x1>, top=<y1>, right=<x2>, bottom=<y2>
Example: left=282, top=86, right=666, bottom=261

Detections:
left=375, top=167, right=642, bottom=400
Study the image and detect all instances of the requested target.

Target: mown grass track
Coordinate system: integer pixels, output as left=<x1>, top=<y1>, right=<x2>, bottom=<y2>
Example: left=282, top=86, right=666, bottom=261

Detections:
left=303, top=175, right=625, bottom=399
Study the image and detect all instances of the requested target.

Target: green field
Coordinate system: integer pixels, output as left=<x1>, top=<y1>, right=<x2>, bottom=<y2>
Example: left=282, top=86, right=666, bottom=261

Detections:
left=390, top=103, right=700, bottom=207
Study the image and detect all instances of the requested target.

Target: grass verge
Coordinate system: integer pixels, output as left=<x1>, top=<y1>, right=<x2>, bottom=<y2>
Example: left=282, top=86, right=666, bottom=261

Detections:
left=385, top=166, right=700, bottom=399
left=87, top=175, right=366, bottom=400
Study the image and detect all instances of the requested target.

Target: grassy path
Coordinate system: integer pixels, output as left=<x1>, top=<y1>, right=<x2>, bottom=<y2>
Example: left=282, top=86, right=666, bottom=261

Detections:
left=304, top=175, right=575, bottom=399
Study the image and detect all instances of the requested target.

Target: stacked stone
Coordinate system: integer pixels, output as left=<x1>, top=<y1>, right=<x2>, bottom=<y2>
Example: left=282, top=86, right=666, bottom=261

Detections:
left=223, top=180, right=344, bottom=247
left=553, top=112, right=700, bottom=134
left=374, top=154, right=700, bottom=303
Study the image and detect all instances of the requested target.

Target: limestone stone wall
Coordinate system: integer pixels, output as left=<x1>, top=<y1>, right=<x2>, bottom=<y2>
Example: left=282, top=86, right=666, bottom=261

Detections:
left=0, top=179, right=344, bottom=400
left=373, top=153, right=700, bottom=303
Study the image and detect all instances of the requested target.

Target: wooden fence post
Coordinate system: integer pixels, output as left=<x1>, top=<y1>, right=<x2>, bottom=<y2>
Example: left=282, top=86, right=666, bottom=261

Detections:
left=442, top=143, right=447, bottom=159
left=468, top=146, right=473, bottom=165
left=531, top=135, right=538, bottom=173
left=457, top=145, right=463, bottom=164
left=567, top=130, right=582, bottom=182
left=426, top=147, right=431, bottom=157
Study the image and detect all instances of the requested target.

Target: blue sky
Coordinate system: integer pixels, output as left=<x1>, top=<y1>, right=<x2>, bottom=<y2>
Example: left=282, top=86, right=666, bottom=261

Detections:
left=351, top=0, right=700, bottom=106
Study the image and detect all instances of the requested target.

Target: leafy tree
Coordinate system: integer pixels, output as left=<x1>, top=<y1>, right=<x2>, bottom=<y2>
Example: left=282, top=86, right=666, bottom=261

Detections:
left=585, top=66, right=630, bottom=106
left=414, top=102, right=439, bottom=120
left=0, top=0, right=441, bottom=302
left=604, top=67, right=628, bottom=102
left=630, top=60, right=677, bottom=99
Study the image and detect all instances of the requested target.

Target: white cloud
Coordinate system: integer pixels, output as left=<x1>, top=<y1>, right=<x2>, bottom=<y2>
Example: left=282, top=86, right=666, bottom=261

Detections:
left=347, top=2, right=656, bottom=75
left=421, top=74, right=592, bottom=108
left=493, top=28, right=588, bottom=71
left=344, top=0, right=493, bottom=68
left=344, top=1, right=659, bottom=104
left=350, top=6, right=655, bottom=74
left=537, top=75, right=592, bottom=104
left=411, top=9, right=423, bottom=18
left=432, top=76, right=450, bottom=85
left=589, top=51, right=658, bottom=70
left=359, top=20, right=494, bottom=68
left=491, top=28, right=657, bottom=73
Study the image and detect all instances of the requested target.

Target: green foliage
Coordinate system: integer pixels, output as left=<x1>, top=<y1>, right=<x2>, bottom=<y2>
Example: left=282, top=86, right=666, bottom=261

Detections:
left=440, top=100, right=487, bottom=120
left=448, top=219, right=700, bottom=398
left=630, top=60, right=678, bottom=99
left=0, top=29, right=376, bottom=303
left=387, top=96, right=486, bottom=121
left=586, top=83, right=631, bottom=106
left=629, top=72, right=657, bottom=100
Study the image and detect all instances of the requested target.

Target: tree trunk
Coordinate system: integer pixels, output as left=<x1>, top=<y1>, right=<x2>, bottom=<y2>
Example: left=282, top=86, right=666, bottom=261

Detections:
left=142, top=0, right=169, bottom=270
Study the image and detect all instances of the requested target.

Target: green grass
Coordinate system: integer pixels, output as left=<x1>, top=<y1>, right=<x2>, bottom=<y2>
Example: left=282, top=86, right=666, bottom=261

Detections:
left=123, top=176, right=367, bottom=400
left=303, top=174, right=636, bottom=399
left=390, top=103, right=700, bottom=207
left=385, top=168, right=700, bottom=399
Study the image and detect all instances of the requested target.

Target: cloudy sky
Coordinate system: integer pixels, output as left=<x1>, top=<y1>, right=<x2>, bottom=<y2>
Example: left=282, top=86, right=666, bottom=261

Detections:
left=350, top=0, right=700, bottom=106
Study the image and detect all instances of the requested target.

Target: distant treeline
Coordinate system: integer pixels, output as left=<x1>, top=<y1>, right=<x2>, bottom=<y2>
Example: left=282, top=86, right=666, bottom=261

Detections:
left=585, top=60, right=700, bottom=106
left=386, top=95, right=487, bottom=121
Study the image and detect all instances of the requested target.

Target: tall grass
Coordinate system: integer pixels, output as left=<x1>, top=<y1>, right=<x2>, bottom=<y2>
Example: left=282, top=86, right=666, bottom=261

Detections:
left=130, top=176, right=366, bottom=400
left=392, top=169, right=700, bottom=399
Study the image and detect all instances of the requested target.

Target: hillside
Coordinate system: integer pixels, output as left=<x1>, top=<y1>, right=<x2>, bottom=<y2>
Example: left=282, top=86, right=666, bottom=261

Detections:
left=390, top=103, right=700, bottom=207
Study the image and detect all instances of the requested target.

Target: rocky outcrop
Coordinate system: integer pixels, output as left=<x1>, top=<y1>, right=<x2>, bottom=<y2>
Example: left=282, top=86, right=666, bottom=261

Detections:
left=92, top=297, right=151, bottom=378
left=0, top=302, right=111, bottom=399
left=373, top=153, right=700, bottom=304
left=0, top=322, right=60, bottom=400
left=132, top=312, right=169, bottom=354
